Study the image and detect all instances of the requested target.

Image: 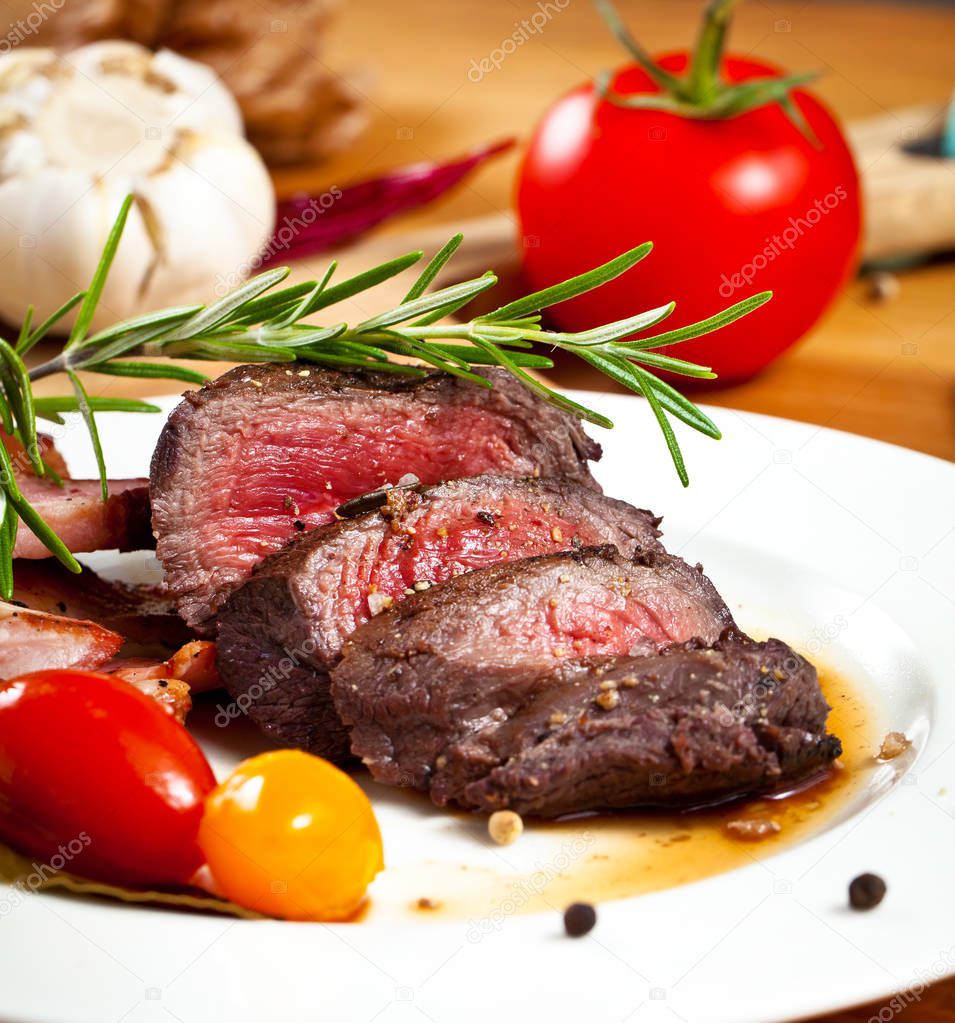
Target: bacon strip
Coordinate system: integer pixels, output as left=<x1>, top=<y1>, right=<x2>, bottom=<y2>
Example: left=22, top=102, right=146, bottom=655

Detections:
left=103, top=661, right=193, bottom=723
left=2, top=430, right=69, bottom=479
left=12, top=559, right=191, bottom=656
left=105, top=642, right=220, bottom=723
left=12, top=476, right=153, bottom=560
left=0, top=601, right=123, bottom=676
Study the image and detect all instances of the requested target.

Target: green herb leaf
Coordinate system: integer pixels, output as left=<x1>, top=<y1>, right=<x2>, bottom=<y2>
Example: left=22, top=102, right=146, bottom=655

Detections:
left=162, top=268, right=291, bottom=342
left=86, top=361, right=209, bottom=385
left=303, top=251, right=424, bottom=313
left=66, top=194, right=134, bottom=350
left=402, top=235, right=464, bottom=303
left=357, top=274, right=497, bottom=332
left=19, top=293, right=86, bottom=356
left=66, top=371, right=108, bottom=502
left=623, top=291, right=772, bottom=349
left=485, top=242, right=653, bottom=321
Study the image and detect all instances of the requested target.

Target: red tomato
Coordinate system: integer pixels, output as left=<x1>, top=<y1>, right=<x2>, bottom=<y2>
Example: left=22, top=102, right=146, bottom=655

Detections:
left=518, top=54, right=861, bottom=383
left=0, top=670, right=215, bottom=887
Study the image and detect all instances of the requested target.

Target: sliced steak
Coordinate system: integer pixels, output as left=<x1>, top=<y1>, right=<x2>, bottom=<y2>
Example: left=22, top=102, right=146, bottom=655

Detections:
left=331, top=544, right=734, bottom=785
left=151, top=365, right=602, bottom=631
left=13, top=476, right=152, bottom=560
left=431, top=633, right=841, bottom=816
left=217, top=478, right=662, bottom=760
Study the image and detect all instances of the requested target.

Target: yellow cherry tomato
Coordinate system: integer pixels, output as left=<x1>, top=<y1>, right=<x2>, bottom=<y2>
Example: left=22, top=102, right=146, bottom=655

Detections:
left=199, top=750, right=383, bottom=921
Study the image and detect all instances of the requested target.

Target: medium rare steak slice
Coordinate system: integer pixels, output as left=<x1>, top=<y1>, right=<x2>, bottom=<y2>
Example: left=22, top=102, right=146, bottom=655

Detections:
left=151, top=364, right=602, bottom=631
left=431, top=632, right=841, bottom=817
left=216, top=478, right=662, bottom=760
left=331, top=544, right=734, bottom=786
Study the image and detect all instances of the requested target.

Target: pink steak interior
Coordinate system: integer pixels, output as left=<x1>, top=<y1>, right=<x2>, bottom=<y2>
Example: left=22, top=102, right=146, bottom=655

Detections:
left=202, top=405, right=550, bottom=589
left=303, top=489, right=642, bottom=656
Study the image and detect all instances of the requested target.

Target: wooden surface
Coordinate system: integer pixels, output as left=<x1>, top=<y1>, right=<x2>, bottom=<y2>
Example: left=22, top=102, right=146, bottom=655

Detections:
left=27, top=2, right=955, bottom=1018
left=34, top=0, right=952, bottom=462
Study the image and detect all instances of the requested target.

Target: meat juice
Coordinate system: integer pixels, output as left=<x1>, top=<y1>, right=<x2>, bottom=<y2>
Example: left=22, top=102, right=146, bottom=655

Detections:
left=363, top=667, right=877, bottom=922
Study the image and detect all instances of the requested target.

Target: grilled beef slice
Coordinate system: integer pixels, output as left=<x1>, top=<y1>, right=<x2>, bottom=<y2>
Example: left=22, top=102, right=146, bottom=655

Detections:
left=431, top=633, right=842, bottom=816
left=330, top=544, right=735, bottom=786
left=151, top=365, right=602, bottom=631
left=216, top=479, right=663, bottom=760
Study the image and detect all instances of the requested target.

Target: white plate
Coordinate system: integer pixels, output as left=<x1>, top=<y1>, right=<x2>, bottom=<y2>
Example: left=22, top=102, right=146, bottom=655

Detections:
left=2, top=391, right=953, bottom=1023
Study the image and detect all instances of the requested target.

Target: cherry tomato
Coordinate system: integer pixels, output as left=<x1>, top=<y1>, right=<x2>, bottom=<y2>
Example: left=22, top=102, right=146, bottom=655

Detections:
left=518, top=54, right=861, bottom=383
left=0, top=670, right=215, bottom=887
left=199, top=751, right=383, bottom=921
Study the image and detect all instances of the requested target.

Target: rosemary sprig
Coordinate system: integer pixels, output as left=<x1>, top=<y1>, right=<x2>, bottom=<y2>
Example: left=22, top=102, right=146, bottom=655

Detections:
left=0, top=195, right=771, bottom=598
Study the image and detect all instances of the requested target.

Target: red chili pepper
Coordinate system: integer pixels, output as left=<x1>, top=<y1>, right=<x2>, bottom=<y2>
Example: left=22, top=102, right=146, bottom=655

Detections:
left=265, top=139, right=514, bottom=264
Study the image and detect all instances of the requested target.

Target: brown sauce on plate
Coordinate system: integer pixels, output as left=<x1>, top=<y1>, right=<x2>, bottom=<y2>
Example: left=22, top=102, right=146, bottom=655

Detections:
left=365, top=666, right=877, bottom=922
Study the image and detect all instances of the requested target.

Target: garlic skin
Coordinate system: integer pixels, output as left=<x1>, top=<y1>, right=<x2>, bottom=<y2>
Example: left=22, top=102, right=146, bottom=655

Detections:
left=0, top=42, right=275, bottom=331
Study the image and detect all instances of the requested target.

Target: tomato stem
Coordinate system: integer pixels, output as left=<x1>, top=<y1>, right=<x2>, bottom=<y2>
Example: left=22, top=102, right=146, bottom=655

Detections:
left=592, top=0, right=690, bottom=99
left=687, top=0, right=743, bottom=103
left=592, top=0, right=820, bottom=139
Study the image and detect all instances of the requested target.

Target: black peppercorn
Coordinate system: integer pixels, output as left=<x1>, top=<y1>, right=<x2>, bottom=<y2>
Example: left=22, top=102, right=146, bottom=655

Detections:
left=849, top=873, right=886, bottom=910
left=563, top=902, right=597, bottom=937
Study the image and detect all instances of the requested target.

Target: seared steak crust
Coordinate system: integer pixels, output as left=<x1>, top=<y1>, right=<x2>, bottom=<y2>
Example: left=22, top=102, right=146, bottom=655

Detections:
left=151, top=365, right=602, bottom=631
left=217, top=479, right=663, bottom=760
left=434, top=633, right=842, bottom=816
left=330, top=544, right=735, bottom=785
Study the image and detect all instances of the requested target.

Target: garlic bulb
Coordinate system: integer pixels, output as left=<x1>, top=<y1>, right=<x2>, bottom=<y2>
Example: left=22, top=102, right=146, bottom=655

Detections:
left=0, top=41, right=275, bottom=331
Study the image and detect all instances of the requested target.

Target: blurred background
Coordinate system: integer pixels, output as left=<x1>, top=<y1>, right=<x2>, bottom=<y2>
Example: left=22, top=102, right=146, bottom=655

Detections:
left=0, top=0, right=952, bottom=463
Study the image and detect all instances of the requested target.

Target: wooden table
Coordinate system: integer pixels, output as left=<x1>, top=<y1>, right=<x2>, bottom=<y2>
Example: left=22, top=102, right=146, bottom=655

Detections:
left=29, top=1, right=955, bottom=1018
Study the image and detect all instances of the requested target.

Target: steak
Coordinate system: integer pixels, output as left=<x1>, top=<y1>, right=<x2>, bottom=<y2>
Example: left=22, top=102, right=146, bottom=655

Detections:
left=330, top=544, right=735, bottom=786
left=216, top=478, right=663, bottom=760
left=151, top=364, right=602, bottom=631
left=432, top=633, right=842, bottom=816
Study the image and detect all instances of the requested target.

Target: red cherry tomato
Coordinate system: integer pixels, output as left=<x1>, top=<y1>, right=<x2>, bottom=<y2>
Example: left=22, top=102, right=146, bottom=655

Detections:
left=0, top=670, right=215, bottom=887
left=518, top=54, right=861, bottom=383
